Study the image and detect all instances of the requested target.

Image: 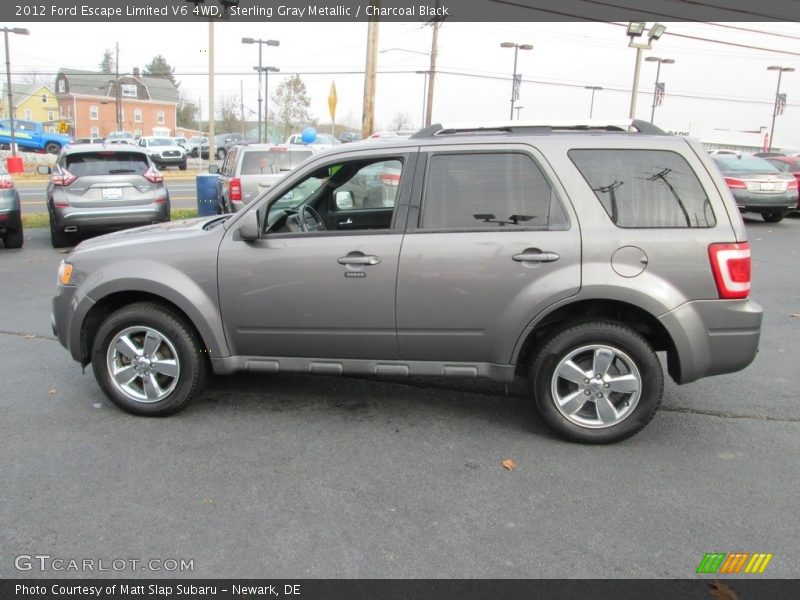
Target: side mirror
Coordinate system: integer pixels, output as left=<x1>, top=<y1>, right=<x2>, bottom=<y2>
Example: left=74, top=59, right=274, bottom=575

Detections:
left=37, top=165, right=52, bottom=175
left=237, top=209, right=261, bottom=241
left=335, top=190, right=354, bottom=210
left=208, top=164, right=220, bottom=174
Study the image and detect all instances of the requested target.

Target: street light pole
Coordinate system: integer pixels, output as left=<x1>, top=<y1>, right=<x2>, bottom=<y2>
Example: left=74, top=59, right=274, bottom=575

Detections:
left=255, top=66, right=279, bottom=143
left=242, top=37, right=279, bottom=143
left=2, top=27, right=30, bottom=158
left=501, top=42, right=533, bottom=120
left=584, top=86, right=602, bottom=118
left=645, top=56, right=675, bottom=123
left=767, top=65, right=794, bottom=152
left=626, top=22, right=667, bottom=121
left=514, top=106, right=524, bottom=120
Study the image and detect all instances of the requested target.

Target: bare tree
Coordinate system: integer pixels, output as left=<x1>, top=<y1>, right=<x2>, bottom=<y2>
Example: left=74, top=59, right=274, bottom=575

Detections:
left=272, top=75, right=312, bottom=139
left=216, top=94, right=242, bottom=134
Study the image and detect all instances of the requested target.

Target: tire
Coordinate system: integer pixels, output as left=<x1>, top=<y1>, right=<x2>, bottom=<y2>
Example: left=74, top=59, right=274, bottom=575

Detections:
left=91, top=302, right=208, bottom=416
left=44, top=142, right=61, bottom=154
left=179, top=160, right=187, bottom=171
left=216, top=148, right=225, bottom=160
left=762, top=212, right=785, bottom=223
left=49, top=216, right=72, bottom=248
left=529, top=320, right=663, bottom=444
left=3, top=228, right=23, bottom=249
left=191, top=148, right=198, bottom=158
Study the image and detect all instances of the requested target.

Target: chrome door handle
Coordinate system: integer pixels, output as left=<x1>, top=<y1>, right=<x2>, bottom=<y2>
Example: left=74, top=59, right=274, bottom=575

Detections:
left=337, top=255, right=381, bottom=266
left=513, top=249, right=560, bottom=263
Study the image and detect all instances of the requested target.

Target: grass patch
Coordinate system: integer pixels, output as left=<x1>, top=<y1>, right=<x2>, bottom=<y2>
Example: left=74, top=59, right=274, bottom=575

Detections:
left=22, top=208, right=199, bottom=229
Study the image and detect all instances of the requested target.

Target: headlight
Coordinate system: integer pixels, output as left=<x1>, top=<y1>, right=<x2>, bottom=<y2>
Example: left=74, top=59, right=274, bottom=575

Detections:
left=57, top=260, right=73, bottom=286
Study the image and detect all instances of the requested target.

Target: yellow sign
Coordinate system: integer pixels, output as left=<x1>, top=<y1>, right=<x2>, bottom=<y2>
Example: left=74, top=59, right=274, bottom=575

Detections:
left=328, top=81, right=337, bottom=119
left=58, top=121, right=69, bottom=134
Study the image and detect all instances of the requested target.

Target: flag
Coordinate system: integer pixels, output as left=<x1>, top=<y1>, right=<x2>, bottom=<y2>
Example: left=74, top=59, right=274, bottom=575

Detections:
left=512, top=74, right=522, bottom=102
left=654, top=82, right=665, bottom=107
left=775, top=93, right=787, bottom=116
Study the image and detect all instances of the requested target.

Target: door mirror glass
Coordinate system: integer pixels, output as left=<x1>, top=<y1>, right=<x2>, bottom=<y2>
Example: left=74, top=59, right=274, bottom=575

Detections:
left=208, top=164, right=220, bottom=174
left=335, top=190, right=354, bottom=210
left=238, top=209, right=261, bottom=241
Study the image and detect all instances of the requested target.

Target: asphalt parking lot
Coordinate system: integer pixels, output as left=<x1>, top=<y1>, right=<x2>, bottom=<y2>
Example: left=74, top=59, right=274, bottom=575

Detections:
left=0, top=217, right=798, bottom=579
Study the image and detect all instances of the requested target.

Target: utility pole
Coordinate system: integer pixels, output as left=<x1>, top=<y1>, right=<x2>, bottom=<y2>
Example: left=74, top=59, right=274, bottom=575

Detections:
left=115, top=42, right=121, bottom=132
left=240, top=80, right=245, bottom=136
left=425, top=18, right=439, bottom=127
left=208, top=21, right=215, bottom=161
left=361, top=15, right=379, bottom=138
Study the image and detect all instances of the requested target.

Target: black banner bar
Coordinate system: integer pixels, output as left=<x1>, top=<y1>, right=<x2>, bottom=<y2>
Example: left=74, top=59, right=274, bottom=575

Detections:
left=3, top=579, right=800, bottom=600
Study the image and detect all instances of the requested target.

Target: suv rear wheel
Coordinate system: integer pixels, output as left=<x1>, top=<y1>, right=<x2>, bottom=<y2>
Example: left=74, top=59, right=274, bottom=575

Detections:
left=762, top=211, right=785, bottom=223
left=92, top=302, right=208, bottom=416
left=529, top=320, right=663, bottom=444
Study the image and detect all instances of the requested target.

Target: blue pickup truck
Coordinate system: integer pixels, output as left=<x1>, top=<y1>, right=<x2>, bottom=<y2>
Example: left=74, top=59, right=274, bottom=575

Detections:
left=0, top=119, right=72, bottom=154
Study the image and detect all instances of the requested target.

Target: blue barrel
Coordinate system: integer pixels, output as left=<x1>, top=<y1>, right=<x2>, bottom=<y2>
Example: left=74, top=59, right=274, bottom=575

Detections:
left=195, top=173, right=220, bottom=217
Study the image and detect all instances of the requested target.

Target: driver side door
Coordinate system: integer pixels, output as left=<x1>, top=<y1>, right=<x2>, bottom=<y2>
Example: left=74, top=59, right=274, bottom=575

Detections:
left=217, top=150, right=417, bottom=362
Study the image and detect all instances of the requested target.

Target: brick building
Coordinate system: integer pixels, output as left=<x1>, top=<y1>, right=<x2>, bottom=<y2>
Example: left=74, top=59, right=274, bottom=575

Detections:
left=54, top=68, right=179, bottom=139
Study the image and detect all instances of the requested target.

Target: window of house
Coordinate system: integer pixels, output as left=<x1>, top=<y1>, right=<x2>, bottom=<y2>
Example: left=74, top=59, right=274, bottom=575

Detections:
left=41, top=94, right=47, bottom=103
left=90, top=127, right=100, bottom=138
left=90, top=105, right=98, bottom=120
left=134, top=109, right=142, bottom=123
left=134, top=128, right=142, bottom=137
left=121, top=84, right=138, bottom=98
left=420, top=152, right=568, bottom=230
left=156, top=110, right=165, bottom=125
left=569, top=149, right=715, bottom=228
left=47, top=110, right=55, bottom=121
left=23, top=109, right=32, bottom=120
left=57, top=79, right=65, bottom=93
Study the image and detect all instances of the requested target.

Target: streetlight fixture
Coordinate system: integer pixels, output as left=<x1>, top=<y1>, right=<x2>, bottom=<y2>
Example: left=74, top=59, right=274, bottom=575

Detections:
left=500, top=41, right=533, bottom=120
left=767, top=65, right=794, bottom=152
left=254, top=66, right=279, bottom=143
left=242, top=37, right=279, bottom=142
left=626, top=22, right=666, bottom=120
left=584, top=86, right=603, bottom=118
left=2, top=27, right=30, bottom=159
left=514, top=106, right=524, bottom=120
left=644, top=56, right=675, bottom=123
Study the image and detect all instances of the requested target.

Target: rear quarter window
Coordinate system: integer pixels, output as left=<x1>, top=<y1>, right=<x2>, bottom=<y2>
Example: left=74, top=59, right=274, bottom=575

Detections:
left=569, top=149, right=715, bottom=228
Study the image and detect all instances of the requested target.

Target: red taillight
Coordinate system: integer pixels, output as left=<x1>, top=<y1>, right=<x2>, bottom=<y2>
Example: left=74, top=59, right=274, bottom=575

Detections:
left=144, top=167, right=163, bottom=184
left=709, top=242, right=751, bottom=300
left=787, top=178, right=798, bottom=190
left=0, top=175, right=14, bottom=189
left=50, top=169, right=77, bottom=187
left=230, top=178, right=242, bottom=201
left=724, top=177, right=747, bottom=190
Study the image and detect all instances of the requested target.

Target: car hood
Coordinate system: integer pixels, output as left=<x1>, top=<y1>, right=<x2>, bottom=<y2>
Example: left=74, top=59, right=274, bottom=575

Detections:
left=70, top=216, right=230, bottom=255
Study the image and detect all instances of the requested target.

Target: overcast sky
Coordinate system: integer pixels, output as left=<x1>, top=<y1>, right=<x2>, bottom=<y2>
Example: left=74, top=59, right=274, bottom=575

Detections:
left=7, top=21, right=800, bottom=145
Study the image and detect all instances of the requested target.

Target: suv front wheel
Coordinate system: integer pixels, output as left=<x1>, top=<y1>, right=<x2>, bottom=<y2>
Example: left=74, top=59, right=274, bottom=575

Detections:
left=529, top=320, right=663, bottom=444
left=92, top=302, right=208, bottom=416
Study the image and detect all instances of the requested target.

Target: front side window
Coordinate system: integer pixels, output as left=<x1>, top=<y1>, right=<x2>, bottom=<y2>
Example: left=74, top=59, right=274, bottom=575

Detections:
left=570, top=149, right=715, bottom=228
left=420, top=152, right=567, bottom=230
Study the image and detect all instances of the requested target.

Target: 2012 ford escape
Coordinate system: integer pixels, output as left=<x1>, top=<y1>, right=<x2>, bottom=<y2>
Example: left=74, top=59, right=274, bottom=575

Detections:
left=51, top=120, right=762, bottom=443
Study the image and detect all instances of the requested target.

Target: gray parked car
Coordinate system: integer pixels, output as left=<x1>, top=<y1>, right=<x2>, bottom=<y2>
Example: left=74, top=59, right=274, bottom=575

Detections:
left=711, top=154, right=797, bottom=222
left=0, top=163, right=23, bottom=248
left=51, top=120, right=762, bottom=443
left=211, top=143, right=314, bottom=213
left=43, top=144, right=170, bottom=248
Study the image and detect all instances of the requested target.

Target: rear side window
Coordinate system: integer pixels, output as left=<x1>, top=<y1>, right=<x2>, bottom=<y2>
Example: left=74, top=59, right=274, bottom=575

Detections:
left=420, top=152, right=568, bottom=230
left=65, top=152, right=149, bottom=177
left=569, top=149, right=715, bottom=228
left=241, top=150, right=312, bottom=175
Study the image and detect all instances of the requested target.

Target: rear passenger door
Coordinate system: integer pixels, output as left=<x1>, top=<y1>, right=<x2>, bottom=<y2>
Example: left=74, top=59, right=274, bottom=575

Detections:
left=396, top=145, right=582, bottom=366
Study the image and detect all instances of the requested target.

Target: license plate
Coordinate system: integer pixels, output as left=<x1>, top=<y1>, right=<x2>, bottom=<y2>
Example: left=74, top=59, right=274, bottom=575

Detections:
left=102, top=188, right=123, bottom=199
left=760, top=182, right=775, bottom=191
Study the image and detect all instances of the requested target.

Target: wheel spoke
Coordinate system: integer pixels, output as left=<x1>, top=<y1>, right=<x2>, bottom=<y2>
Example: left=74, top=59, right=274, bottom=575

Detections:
left=114, top=335, right=139, bottom=360
left=595, top=395, right=619, bottom=424
left=143, top=330, right=163, bottom=358
left=607, top=373, right=639, bottom=394
left=152, top=359, right=179, bottom=378
left=592, top=348, right=615, bottom=378
left=143, top=372, right=163, bottom=401
left=558, top=389, right=588, bottom=415
left=112, top=365, right=138, bottom=386
left=556, top=360, right=588, bottom=385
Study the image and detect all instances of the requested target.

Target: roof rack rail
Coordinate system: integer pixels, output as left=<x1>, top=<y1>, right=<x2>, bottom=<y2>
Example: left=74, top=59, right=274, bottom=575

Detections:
left=409, top=119, right=668, bottom=139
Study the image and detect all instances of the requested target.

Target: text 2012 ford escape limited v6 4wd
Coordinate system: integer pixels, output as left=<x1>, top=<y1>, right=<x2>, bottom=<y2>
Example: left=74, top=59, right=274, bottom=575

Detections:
left=51, top=120, right=762, bottom=443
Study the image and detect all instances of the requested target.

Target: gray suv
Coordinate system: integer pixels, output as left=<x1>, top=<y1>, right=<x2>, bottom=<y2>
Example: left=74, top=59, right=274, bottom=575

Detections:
left=51, top=120, right=762, bottom=443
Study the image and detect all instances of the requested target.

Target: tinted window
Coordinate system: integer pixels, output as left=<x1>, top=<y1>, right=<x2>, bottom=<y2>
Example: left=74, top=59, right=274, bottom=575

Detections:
left=570, top=149, right=715, bottom=228
left=66, top=152, right=149, bottom=177
left=421, top=152, right=566, bottom=230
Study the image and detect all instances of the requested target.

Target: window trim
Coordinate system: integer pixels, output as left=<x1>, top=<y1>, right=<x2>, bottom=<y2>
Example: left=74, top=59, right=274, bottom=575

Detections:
left=133, top=109, right=142, bottom=123
left=156, top=110, right=165, bottom=125
left=121, top=84, right=138, bottom=98
left=89, top=104, right=99, bottom=120
left=410, top=147, right=571, bottom=234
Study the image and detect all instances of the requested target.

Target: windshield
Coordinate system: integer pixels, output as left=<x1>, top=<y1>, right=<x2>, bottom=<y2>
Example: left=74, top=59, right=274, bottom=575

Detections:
left=147, top=138, right=175, bottom=147
left=242, top=150, right=312, bottom=175
left=65, top=151, right=149, bottom=177
left=713, top=156, right=781, bottom=173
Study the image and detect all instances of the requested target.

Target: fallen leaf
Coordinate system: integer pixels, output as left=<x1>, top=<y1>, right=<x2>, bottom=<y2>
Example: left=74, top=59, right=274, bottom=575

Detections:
left=48, top=389, right=57, bottom=395
left=789, top=314, right=800, bottom=318
left=501, top=459, right=516, bottom=471
left=708, top=580, right=738, bottom=600
left=24, top=334, right=36, bottom=339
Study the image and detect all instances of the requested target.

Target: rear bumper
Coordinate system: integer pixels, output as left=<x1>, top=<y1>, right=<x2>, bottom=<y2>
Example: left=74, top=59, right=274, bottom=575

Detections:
left=0, top=208, right=22, bottom=232
left=659, top=299, right=762, bottom=384
left=53, top=205, right=170, bottom=231
left=730, top=189, right=796, bottom=212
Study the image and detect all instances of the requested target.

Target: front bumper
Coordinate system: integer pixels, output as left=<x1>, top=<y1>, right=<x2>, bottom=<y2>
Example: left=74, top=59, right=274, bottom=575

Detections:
left=659, top=298, right=762, bottom=384
left=151, top=154, right=186, bottom=165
